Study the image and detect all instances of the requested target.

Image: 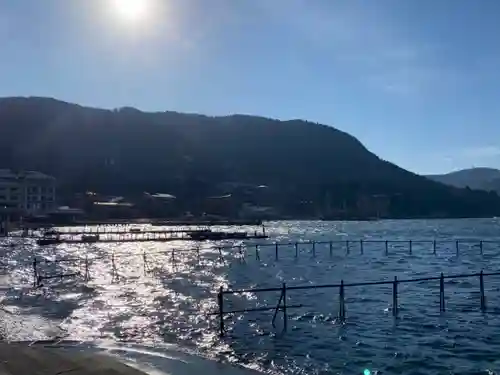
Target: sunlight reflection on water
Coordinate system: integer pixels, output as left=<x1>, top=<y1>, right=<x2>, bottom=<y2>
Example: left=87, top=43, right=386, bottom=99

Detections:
left=2, top=219, right=500, bottom=374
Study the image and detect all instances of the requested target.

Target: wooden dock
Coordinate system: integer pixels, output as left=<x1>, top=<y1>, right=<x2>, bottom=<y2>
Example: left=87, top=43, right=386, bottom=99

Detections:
left=34, top=230, right=268, bottom=245
left=0, top=343, right=147, bottom=375
left=46, top=234, right=267, bottom=245
left=44, top=227, right=210, bottom=236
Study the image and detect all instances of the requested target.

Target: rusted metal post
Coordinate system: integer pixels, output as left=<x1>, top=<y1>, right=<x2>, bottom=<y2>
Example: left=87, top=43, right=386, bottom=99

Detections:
left=345, top=240, right=350, bottom=255
left=282, top=283, right=288, bottom=332
left=409, top=240, right=412, bottom=255
left=439, top=273, right=445, bottom=312
left=433, top=240, right=437, bottom=255
left=360, top=240, right=364, bottom=255
left=255, top=245, right=260, bottom=261
left=385, top=240, right=389, bottom=255
left=339, top=280, right=345, bottom=322
left=480, top=240, right=483, bottom=255
left=329, top=241, right=333, bottom=257
left=295, top=242, right=299, bottom=258
left=392, top=276, right=398, bottom=317
left=312, top=241, right=316, bottom=257
left=33, top=258, right=38, bottom=287
left=218, top=286, right=225, bottom=337
left=275, top=243, right=279, bottom=261
left=456, top=240, right=459, bottom=256
left=480, top=270, right=486, bottom=312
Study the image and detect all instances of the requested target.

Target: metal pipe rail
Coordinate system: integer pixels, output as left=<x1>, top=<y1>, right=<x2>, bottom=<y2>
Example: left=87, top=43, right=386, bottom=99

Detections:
left=9, top=237, right=498, bottom=288
left=18, top=238, right=496, bottom=267
left=2, top=238, right=495, bottom=269
left=14, top=237, right=499, bottom=287
left=215, top=270, right=495, bottom=337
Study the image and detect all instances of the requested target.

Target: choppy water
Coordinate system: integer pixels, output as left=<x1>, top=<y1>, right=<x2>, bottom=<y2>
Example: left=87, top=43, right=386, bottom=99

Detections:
left=2, top=219, right=500, bottom=374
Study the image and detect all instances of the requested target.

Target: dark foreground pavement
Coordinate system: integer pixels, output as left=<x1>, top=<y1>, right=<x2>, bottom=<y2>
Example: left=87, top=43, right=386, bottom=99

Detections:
left=0, top=343, right=147, bottom=375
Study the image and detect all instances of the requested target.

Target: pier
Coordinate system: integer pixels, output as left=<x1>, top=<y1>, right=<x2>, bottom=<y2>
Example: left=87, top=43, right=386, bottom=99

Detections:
left=8, top=226, right=210, bottom=239
left=151, top=219, right=263, bottom=226
left=31, top=227, right=268, bottom=245
left=42, top=226, right=211, bottom=235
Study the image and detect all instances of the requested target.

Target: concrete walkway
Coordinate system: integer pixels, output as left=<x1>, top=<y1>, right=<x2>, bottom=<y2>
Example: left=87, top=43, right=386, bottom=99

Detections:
left=0, top=343, right=147, bottom=375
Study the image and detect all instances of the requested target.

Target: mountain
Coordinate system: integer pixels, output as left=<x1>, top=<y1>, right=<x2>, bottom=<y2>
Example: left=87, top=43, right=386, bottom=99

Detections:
left=426, top=168, right=500, bottom=192
left=1, top=96, right=500, bottom=218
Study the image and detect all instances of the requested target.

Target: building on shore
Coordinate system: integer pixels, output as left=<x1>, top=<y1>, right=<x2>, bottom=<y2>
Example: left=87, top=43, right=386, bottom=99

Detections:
left=0, top=169, right=56, bottom=216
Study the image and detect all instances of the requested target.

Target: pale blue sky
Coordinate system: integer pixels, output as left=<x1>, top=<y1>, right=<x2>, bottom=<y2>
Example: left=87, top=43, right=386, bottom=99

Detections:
left=1, top=0, right=500, bottom=175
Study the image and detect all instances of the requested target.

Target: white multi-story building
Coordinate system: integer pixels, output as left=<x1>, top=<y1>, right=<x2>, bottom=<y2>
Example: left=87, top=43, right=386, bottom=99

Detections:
left=0, top=169, right=56, bottom=215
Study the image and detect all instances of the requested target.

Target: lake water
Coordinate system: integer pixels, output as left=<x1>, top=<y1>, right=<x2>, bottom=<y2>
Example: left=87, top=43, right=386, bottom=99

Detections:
left=2, top=219, right=500, bottom=374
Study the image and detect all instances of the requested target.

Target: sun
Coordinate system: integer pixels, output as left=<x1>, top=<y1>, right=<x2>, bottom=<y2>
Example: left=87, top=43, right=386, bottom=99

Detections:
left=111, top=0, right=150, bottom=23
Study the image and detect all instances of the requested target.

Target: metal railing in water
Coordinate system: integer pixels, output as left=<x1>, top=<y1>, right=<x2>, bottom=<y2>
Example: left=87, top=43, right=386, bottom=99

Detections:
left=3, top=237, right=499, bottom=336
left=14, top=238, right=499, bottom=286
left=214, top=270, right=495, bottom=337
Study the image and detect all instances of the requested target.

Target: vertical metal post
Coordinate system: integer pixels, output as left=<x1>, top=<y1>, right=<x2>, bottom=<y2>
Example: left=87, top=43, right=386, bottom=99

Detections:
left=480, top=240, right=483, bottom=255
left=142, top=251, right=147, bottom=275
left=112, top=252, right=117, bottom=280
left=456, top=240, right=459, bottom=256
left=480, top=270, right=486, bottom=312
left=433, top=240, right=437, bottom=255
left=238, top=245, right=243, bottom=262
left=339, top=280, right=345, bottom=322
left=85, top=255, right=90, bottom=281
left=218, top=247, right=224, bottom=263
left=345, top=240, right=350, bottom=255
left=171, top=249, right=175, bottom=265
left=329, top=241, right=333, bottom=257
left=392, top=276, right=398, bottom=317
left=255, top=245, right=260, bottom=261
left=275, top=243, right=279, bottom=261
left=385, top=240, right=389, bottom=255
left=360, top=240, right=364, bottom=255
left=33, top=258, right=38, bottom=287
left=439, top=273, right=445, bottom=312
left=282, top=283, right=288, bottom=332
left=295, top=242, right=299, bottom=258
left=218, top=286, right=225, bottom=337
left=409, top=240, right=412, bottom=255
left=312, top=241, right=316, bottom=257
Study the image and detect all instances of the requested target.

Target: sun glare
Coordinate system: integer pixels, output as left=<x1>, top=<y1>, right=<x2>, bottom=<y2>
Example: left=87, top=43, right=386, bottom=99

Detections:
left=111, top=0, right=150, bottom=23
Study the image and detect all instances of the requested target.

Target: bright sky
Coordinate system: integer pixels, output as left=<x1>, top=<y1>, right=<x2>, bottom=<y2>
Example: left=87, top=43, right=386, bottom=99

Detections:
left=1, top=0, right=500, bottom=175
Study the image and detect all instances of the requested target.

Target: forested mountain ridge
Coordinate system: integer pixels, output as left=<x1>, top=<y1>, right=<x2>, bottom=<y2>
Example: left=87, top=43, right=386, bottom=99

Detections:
left=1, top=96, right=499, bottom=218
left=426, top=168, right=500, bottom=193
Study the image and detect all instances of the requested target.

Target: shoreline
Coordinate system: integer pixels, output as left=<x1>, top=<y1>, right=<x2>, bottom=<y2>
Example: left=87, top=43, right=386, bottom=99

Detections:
left=0, top=340, right=263, bottom=375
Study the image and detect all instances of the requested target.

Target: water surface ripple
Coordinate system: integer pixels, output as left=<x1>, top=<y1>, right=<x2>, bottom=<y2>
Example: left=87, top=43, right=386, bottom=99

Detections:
left=2, top=219, right=500, bottom=374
